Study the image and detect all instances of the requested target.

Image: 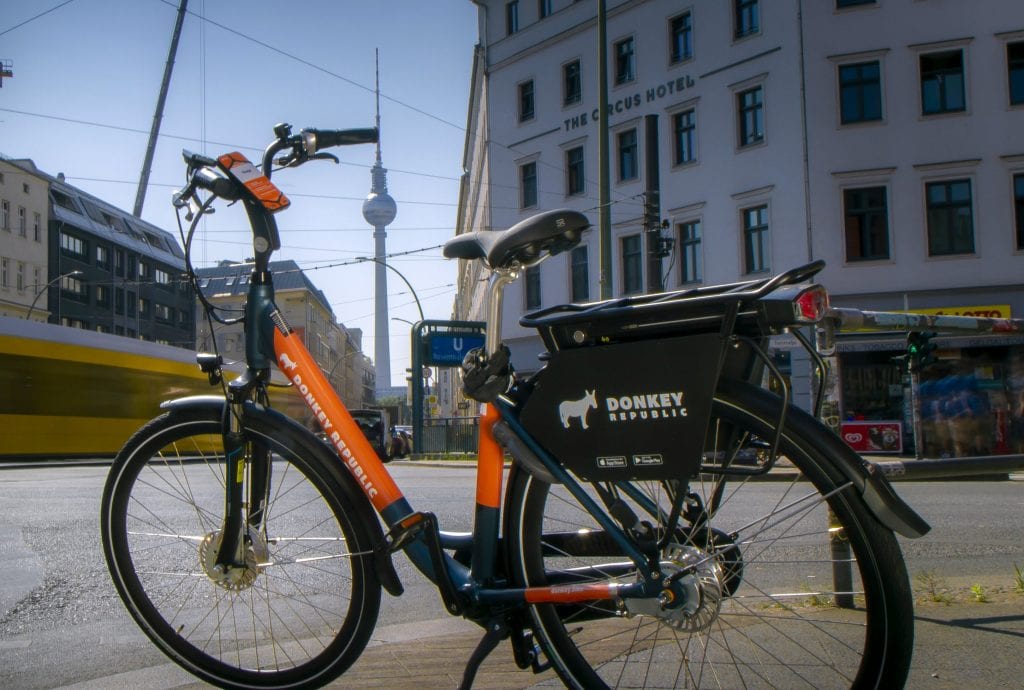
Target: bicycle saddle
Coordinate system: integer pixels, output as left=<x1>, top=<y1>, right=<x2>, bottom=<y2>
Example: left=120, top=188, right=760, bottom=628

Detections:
left=443, top=208, right=590, bottom=270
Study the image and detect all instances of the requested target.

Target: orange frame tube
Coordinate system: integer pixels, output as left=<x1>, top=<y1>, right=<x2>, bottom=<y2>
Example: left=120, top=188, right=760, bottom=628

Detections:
left=273, top=327, right=404, bottom=513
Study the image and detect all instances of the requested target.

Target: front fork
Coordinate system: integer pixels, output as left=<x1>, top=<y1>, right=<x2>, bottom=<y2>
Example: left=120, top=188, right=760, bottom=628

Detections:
left=214, top=384, right=272, bottom=570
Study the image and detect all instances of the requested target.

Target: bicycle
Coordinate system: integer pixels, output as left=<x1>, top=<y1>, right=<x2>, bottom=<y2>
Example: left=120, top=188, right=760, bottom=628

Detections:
left=101, top=123, right=930, bottom=689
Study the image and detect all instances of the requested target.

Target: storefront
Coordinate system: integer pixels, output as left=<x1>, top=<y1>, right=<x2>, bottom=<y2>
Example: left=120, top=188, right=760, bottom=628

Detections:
left=836, top=334, right=1024, bottom=457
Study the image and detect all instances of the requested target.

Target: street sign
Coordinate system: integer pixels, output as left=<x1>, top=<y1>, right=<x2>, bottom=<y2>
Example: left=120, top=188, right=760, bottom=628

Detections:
left=425, top=332, right=485, bottom=365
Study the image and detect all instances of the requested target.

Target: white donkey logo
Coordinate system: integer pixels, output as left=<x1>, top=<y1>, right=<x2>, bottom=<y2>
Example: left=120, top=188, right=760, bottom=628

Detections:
left=559, top=390, right=597, bottom=430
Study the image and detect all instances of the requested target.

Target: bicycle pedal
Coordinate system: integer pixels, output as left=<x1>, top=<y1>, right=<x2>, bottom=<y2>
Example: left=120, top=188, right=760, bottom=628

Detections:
left=382, top=511, right=431, bottom=554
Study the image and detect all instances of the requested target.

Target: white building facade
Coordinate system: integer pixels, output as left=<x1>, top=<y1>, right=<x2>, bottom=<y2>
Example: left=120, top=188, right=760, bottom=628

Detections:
left=455, top=0, right=1024, bottom=456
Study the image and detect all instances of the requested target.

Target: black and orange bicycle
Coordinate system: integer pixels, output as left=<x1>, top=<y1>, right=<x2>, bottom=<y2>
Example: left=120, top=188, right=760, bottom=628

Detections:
left=100, top=123, right=929, bottom=689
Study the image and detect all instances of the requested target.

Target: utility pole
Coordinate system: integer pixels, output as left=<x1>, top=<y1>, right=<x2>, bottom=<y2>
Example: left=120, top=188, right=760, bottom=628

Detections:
left=133, top=0, right=188, bottom=217
left=597, top=0, right=612, bottom=299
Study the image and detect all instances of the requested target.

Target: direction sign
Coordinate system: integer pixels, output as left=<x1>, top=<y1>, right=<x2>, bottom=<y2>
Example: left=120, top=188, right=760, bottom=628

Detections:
left=425, top=332, right=486, bottom=366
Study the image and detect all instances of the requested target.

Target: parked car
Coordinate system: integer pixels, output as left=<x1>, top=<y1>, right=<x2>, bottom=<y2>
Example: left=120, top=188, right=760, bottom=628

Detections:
left=349, top=409, right=393, bottom=462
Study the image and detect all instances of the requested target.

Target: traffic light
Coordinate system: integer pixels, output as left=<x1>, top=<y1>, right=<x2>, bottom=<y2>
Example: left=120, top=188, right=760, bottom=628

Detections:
left=906, top=331, right=938, bottom=371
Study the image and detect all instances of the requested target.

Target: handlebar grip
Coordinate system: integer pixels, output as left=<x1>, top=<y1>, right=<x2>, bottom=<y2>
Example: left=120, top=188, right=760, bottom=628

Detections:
left=304, top=127, right=379, bottom=152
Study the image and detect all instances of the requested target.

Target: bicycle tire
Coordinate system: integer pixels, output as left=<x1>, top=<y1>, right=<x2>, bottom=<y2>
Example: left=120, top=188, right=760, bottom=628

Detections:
left=506, top=378, right=914, bottom=689
left=101, top=404, right=381, bottom=689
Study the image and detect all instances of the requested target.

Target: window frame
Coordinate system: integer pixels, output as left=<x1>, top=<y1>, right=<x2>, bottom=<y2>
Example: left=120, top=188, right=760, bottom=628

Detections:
left=734, top=0, right=760, bottom=40
left=924, top=178, right=975, bottom=257
left=671, top=106, right=697, bottom=166
left=570, top=244, right=589, bottom=302
left=620, top=233, right=644, bottom=295
left=524, top=264, right=542, bottom=310
left=919, top=48, right=967, bottom=116
left=677, top=219, right=703, bottom=285
left=842, top=185, right=891, bottom=262
left=1014, top=172, right=1024, bottom=251
left=518, top=79, right=535, bottom=122
left=838, top=60, right=883, bottom=125
left=616, top=127, right=639, bottom=182
left=614, top=36, right=636, bottom=86
left=520, top=159, right=539, bottom=209
left=506, top=1, right=519, bottom=35
left=741, top=204, right=770, bottom=275
left=737, top=84, right=765, bottom=149
left=563, top=59, right=582, bottom=106
left=565, top=145, right=586, bottom=196
left=1008, top=40, right=1024, bottom=107
left=669, top=11, right=693, bottom=65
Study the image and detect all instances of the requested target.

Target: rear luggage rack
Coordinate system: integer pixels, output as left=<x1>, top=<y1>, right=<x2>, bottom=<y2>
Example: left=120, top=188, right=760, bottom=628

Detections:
left=521, top=260, right=825, bottom=351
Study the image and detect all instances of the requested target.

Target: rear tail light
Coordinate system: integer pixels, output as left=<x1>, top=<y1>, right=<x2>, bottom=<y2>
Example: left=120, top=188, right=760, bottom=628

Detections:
left=794, top=285, right=829, bottom=323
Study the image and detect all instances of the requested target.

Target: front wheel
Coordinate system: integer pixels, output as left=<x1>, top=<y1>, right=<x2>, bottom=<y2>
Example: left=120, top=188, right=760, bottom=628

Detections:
left=101, top=405, right=381, bottom=689
left=506, top=379, right=914, bottom=689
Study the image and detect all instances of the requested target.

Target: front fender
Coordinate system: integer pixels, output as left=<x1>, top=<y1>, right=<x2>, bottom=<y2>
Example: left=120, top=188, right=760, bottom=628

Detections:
left=157, top=394, right=405, bottom=594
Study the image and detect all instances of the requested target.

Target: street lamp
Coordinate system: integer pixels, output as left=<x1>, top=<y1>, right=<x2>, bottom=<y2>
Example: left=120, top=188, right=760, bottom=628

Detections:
left=357, top=257, right=425, bottom=322
left=25, top=270, right=82, bottom=321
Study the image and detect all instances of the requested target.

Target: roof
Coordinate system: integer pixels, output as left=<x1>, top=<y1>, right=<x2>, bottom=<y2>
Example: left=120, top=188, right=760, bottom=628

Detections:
left=194, top=260, right=334, bottom=317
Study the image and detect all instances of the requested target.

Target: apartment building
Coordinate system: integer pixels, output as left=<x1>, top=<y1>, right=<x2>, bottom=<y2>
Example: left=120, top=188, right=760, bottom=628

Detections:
left=0, top=158, right=50, bottom=319
left=454, top=0, right=1024, bottom=455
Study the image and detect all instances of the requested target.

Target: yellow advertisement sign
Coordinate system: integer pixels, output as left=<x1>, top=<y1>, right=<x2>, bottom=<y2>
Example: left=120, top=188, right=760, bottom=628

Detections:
left=909, top=305, right=1011, bottom=319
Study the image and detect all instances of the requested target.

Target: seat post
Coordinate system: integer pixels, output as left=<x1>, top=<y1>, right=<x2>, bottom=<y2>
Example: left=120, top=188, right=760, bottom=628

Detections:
left=484, top=267, right=518, bottom=356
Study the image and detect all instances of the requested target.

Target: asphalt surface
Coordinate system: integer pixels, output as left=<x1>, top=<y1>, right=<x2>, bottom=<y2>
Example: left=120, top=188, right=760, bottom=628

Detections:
left=2, top=461, right=1020, bottom=689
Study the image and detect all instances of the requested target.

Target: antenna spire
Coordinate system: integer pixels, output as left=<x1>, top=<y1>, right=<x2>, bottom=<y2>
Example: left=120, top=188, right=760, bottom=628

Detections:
left=374, top=48, right=382, bottom=164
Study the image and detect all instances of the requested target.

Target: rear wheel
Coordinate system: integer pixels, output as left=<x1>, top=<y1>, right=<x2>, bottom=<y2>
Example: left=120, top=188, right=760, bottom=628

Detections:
left=507, top=379, right=914, bottom=689
left=101, top=405, right=380, bottom=689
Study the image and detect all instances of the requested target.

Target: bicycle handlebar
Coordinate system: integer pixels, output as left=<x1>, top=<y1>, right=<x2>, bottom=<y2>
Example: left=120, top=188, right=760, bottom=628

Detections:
left=302, top=127, right=379, bottom=152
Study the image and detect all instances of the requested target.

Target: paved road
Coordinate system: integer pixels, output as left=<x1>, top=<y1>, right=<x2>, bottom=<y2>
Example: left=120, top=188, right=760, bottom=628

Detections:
left=0, top=463, right=1021, bottom=688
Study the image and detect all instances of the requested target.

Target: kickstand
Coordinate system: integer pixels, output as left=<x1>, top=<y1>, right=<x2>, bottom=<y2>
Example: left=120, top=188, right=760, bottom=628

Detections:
left=458, top=619, right=508, bottom=690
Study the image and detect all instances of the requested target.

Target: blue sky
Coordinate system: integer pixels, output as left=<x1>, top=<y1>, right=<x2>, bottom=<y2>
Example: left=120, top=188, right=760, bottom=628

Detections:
left=0, top=0, right=479, bottom=384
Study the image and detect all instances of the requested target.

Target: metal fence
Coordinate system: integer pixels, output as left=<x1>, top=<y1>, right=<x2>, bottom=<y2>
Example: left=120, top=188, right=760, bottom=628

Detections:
left=418, top=417, right=479, bottom=454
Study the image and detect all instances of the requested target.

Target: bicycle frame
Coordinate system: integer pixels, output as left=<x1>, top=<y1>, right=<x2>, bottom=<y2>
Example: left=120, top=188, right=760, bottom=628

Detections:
left=232, top=241, right=651, bottom=616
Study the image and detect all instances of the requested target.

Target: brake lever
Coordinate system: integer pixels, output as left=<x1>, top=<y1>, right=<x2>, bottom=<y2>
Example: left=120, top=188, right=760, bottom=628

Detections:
left=311, top=152, right=339, bottom=164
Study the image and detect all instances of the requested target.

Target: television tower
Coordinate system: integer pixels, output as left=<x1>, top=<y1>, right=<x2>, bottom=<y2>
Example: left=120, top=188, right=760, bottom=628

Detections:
left=361, top=51, right=398, bottom=395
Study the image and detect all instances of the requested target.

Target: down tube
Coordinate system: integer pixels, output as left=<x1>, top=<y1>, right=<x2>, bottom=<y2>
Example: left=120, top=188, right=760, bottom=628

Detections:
left=272, top=327, right=406, bottom=517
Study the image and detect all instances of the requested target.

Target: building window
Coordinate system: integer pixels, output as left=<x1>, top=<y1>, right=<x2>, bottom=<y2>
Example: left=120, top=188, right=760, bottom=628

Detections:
left=563, top=60, right=582, bottom=106
left=670, top=12, right=693, bottom=64
left=1015, top=174, right=1024, bottom=250
left=17, top=207, right=26, bottom=237
left=115, top=249, right=125, bottom=278
left=155, top=303, right=173, bottom=322
left=139, top=297, right=152, bottom=319
left=506, top=1, right=519, bottom=35
left=525, top=265, right=541, bottom=309
left=60, top=231, right=86, bottom=258
left=520, top=161, right=538, bottom=208
left=1, top=200, right=8, bottom=231
left=617, top=129, right=638, bottom=181
left=33, top=212, right=41, bottom=242
left=1009, top=41, right=1024, bottom=106
left=839, top=61, right=882, bottom=124
left=115, top=289, right=124, bottom=315
left=155, top=268, right=171, bottom=285
left=0, top=257, right=7, bottom=287
left=742, top=205, right=770, bottom=274
left=16, top=261, right=24, bottom=291
left=735, top=0, right=759, bottom=39
left=621, top=234, right=643, bottom=295
left=566, top=146, right=585, bottom=196
left=539, top=0, right=551, bottom=19
left=843, top=186, right=890, bottom=261
left=96, top=245, right=109, bottom=269
left=738, top=86, right=764, bottom=147
left=837, top=0, right=875, bottom=7
left=920, top=50, right=966, bottom=115
left=678, top=220, right=702, bottom=284
left=673, top=108, right=696, bottom=165
left=570, top=245, right=589, bottom=301
left=96, top=285, right=110, bottom=308
left=518, top=80, right=535, bottom=122
left=926, top=179, right=974, bottom=256
left=615, top=37, right=636, bottom=85
left=61, top=273, right=87, bottom=299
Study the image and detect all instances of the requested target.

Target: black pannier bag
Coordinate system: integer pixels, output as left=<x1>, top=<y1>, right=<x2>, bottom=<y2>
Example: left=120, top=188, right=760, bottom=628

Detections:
left=519, top=333, right=721, bottom=481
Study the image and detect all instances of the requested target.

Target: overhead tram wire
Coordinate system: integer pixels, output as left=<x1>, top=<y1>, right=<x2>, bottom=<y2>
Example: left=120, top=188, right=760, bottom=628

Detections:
left=0, top=0, right=80, bottom=38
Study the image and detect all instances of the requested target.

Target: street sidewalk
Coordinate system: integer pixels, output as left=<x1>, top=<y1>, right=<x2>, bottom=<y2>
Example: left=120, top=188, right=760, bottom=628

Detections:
left=324, top=597, right=1024, bottom=689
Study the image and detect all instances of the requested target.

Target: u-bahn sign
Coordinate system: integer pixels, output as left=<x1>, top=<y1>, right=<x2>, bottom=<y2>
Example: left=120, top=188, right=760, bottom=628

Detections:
left=425, top=331, right=486, bottom=365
